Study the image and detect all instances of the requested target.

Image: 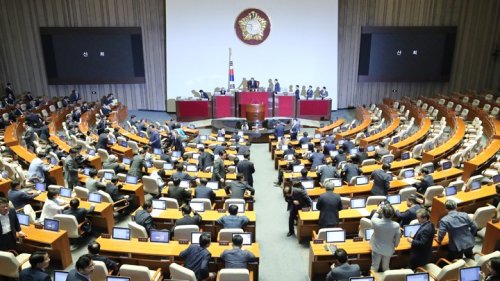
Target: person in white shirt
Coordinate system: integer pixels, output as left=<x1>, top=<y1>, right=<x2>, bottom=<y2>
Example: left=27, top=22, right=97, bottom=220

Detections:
left=39, top=190, right=69, bottom=223
left=27, top=151, right=52, bottom=183
left=149, top=169, right=165, bottom=189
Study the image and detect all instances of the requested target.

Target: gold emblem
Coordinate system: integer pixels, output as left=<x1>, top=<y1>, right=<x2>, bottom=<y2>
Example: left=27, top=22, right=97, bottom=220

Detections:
left=237, top=11, right=268, bottom=41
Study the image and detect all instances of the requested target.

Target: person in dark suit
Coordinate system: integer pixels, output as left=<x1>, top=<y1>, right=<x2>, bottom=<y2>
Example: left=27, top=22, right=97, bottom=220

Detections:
left=299, top=132, right=310, bottom=146
left=341, top=138, right=355, bottom=152
left=317, top=180, right=343, bottom=228
left=174, top=205, right=202, bottom=229
left=212, top=151, right=226, bottom=185
left=64, top=148, right=80, bottom=190
left=149, top=125, right=161, bottom=149
left=294, top=85, right=300, bottom=100
left=170, top=131, right=185, bottom=155
left=318, top=159, right=339, bottom=184
left=273, top=79, right=281, bottom=93
left=8, top=180, right=39, bottom=209
left=334, top=149, right=347, bottom=164
left=326, top=248, right=361, bottom=281
left=290, top=119, right=300, bottom=140
left=63, top=199, right=95, bottom=233
left=216, top=205, right=249, bottom=229
left=285, top=182, right=313, bottom=237
left=342, top=156, right=362, bottom=184
left=88, top=242, right=119, bottom=273
left=309, top=147, right=325, bottom=170
left=19, top=251, right=52, bottom=281
left=5, top=82, right=14, bottom=96
left=375, top=142, right=390, bottom=161
left=485, top=258, right=500, bottom=281
left=67, top=254, right=95, bottom=281
left=0, top=197, right=27, bottom=251
left=197, top=147, right=214, bottom=171
left=237, top=153, right=255, bottom=187
left=323, top=139, right=336, bottom=156
left=320, top=86, right=329, bottom=99
left=69, top=89, right=80, bottom=103
left=23, top=122, right=36, bottom=151
left=220, top=234, right=256, bottom=269
left=224, top=173, right=255, bottom=199
left=128, top=149, right=147, bottom=179
left=172, top=163, right=195, bottom=181
left=199, top=89, right=209, bottom=99
left=179, top=233, right=215, bottom=280
left=306, top=85, right=313, bottom=99
left=395, top=195, right=421, bottom=226
left=134, top=201, right=155, bottom=235
left=437, top=200, right=477, bottom=260
left=415, top=168, right=434, bottom=194
left=96, top=129, right=110, bottom=151
left=407, top=208, right=435, bottom=270
left=274, top=122, right=285, bottom=138
left=195, top=178, right=216, bottom=202
left=247, top=77, right=258, bottom=91
left=356, top=147, right=368, bottom=164
left=167, top=178, right=192, bottom=206
left=370, top=163, right=391, bottom=195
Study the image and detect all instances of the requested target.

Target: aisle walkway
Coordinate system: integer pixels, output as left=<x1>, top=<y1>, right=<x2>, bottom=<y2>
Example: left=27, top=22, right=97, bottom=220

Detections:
left=252, top=143, right=311, bottom=281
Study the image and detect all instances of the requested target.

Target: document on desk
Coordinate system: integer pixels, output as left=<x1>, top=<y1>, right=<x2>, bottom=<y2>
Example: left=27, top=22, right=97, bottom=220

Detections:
left=402, top=178, right=420, bottom=185
left=151, top=209, right=163, bottom=217
left=357, top=209, right=371, bottom=217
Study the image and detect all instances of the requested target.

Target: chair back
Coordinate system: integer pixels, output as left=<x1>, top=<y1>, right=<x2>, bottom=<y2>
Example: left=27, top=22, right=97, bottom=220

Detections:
left=466, top=175, right=483, bottom=189
left=54, top=214, right=80, bottom=238
left=23, top=204, right=37, bottom=223
left=361, top=159, right=376, bottom=166
left=142, top=176, right=160, bottom=195
left=119, top=264, right=153, bottom=281
left=127, top=141, right=140, bottom=154
left=191, top=198, right=213, bottom=210
left=380, top=269, right=414, bottom=281
left=217, top=228, right=244, bottom=242
left=218, top=268, right=250, bottom=281
left=437, top=259, right=466, bottom=281
left=366, top=196, right=386, bottom=206
left=423, top=186, right=444, bottom=207
left=97, top=190, right=113, bottom=203
left=472, top=206, right=496, bottom=229
left=169, top=263, right=197, bottom=281
left=128, top=221, right=148, bottom=238
left=340, top=197, right=351, bottom=209
left=97, top=149, right=109, bottom=162
left=317, top=227, right=342, bottom=240
left=398, top=187, right=416, bottom=201
left=173, top=225, right=199, bottom=241
left=74, top=186, right=89, bottom=200
left=90, top=260, right=108, bottom=281
left=0, top=251, right=21, bottom=278
left=159, top=197, right=179, bottom=209
left=412, top=144, right=423, bottom=158
left=477, top=251, right=500, bottom=275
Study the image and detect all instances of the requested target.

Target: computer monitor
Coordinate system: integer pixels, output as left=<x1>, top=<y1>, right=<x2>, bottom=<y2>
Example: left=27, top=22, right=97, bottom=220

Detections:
left=228, top=203, right=245, bottom=213
left=293, top=165, right=304, bottom=173
left=180, top=180, right=190, bottom=188
left=366, top=145, right=375, bottom=152
left=50, top=157, right=58, bottom=165
left=88, top=192, right=102, bottom=203
left=191, top=232, right=210, bottom=244
left=120, top=141, right=128, bottom=147
left=301, top=180, right=314, bottom=189
left=144, top=161, right=153, bottom=168
left=281, top=144, right=288, bottom=151
left=44, top=218, right=59, bottom=232
left=112, top=227, right=131, bottom=240
left=403, top=224, right=421, bottom=237
left=383, top=155, right=394, bottom=164
left=442, top=161, right=452, bottom=170
left=83, top=167, right=90, bottom=176
left=387, top=194, right=401, bottom=205
left=236, top=155, right=244, bottom=161
left=355, top=176, right=369, bottom=185
left=237, top=131, right=244, bottom=136
left=470, top=181, right=481, bottom=190
left=172, top=151, right=181, bottom=158
left=406, top=273, right=429, bottom=281
left=330, top=150, right=339, bottom=157
left=330, top=178, right=343, bottom=187
left=365, top=228, right=374, bottom=241
left=54, top=271, right=69, bottom=281
left=493, top=174, right=500, bottom=184
left=314, top=133, right=322, bottom=139
left=88, top=149, right=96, bottom=156
left=338, top=140, right=345, bottom=146
left=107, top=277, right=131, bottom=281
left=17, top=213, right=29, bottom=226
left=349, top=148, right=359, bottom=155
left=152, top=199, right=166, bottom=210
left=35, top=182, right=46, bottom=192
left=301, top=144, right=309, bottom=150
left=196, top=144, right=204, bottom=149
left=403, top=169, right=415, bottom=179
left=125, top=175, right=138, bottom=184
left=59, top=187, right=72, bottom=198
left=459, top=266, right=481, bottom=281
left=392, top=136, right=399, bottom=143
left=445, top=186, right=457, bottom=196
left=285, top=154, right=294, bottom=161
left=163, top=163, right=174, bottom=170
left=217, top=137, right=225, bottom=142
left=192, top=153, right=200, bottom=159
left=122, top=157, right=131, bottom=165
left=350, top=198, right=366, bottom=209
left=103, top=172, right=114, bottom=180
left=150, top=229, right=170, bottom=243
left=233, top=232, right=252, bottom=245
left=401, top=152, right=410, bottom=160
left=207, top=181, right=219, bottom=190
left=350, top=277, right=374, bottom=281
left=153, top=148, right=162, bottom=155
left=190, top=202, right=205, bottom=212
left=325, top=230, right=346, bottom=243
left=312, top=201, right=318, bottom=211
left=186, top=165, right=198, bottom=172
left=199, top=135, right=207, bottom=141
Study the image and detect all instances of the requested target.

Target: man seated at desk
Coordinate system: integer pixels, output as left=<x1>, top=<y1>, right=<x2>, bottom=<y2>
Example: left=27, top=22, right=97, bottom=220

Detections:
left=40, top=190, right=70, bottom=223
left=224, top=173, right=255, bottom=199
left=217, top=204, right=249, bottom=229
left=221, top=234, right=256, bottom=269
left=414, top=168, right=434, bottom=194
left=299, top=132, right=311, bottom=146
left=27, top=151, right=52, bottom=183
left=180, top=232, right=215, bottom=281
left=63, top=199, right=95, bottom=233
left=172, top=163, right=195, bottom=181
left=195, top=178, right=216, bottom=203
left=167, top=178, right=192, bottom=206
left=395, top=195, right=421, bottom=226
left=375, top=142, right=390, bottom=161
left=326, top=248, right=361, bottom=281
left=134, top=201, right=155, bottom=236
left=174, top=204, right=202, bottom=229
left=102, top=155, right=126, bottom=174
left=88, top=242, right=120, bottom=273
left=86, top=169, right=106, bottom=193
left=8, top=180, right=40, bottom=209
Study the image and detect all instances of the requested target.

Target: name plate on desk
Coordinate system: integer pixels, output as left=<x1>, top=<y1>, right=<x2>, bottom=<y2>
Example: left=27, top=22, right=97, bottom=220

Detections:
left=219, top=241, right=229, bottom=246
left=138, top=238, right=148, bottom=242
left=101, top=234, right=111, bottom=239
left=313, top=239, right=324, bottom=244
left=302, top=208, right=311, bottom=212
left=353, top=237, right=364, bottom=242
left=34, top=224, right=43, bottom=229
left=178, top=240, right=189, bottom=244
left=217, top=209, right=226, bottom=213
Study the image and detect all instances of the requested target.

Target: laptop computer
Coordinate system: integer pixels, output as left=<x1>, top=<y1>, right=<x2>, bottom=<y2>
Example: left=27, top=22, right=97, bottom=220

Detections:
left=44, top=218, right=59, bottom=232
left=191, top=232, right=210, bottom=244
left=17, top=213, right=30, bottom=226
left=301, top=144, right=309, bottom=150
left=88, top=149, right=96, bottom=156
left=406, top=273, right=429, bottom=281
left=190, top=202, right=205, bottom=212
left=459, top=266, right=481, bottom=281
left=233, top=232, right=252, bottom=245
left=199, top=135, right=207, bottom=141
left=401, top=152, right=410, bottom=160
left=470, top=181, right=481, bottom=191
left=153, top=148, right=162, bottom=155
left=171, top=151, right=181, bottom=158
left=35, top=182, right=46, bottom=192
left=83, top=167, right=90, bottom=176
left=312, top=201, right=318, bottom=211
left=192, top=153, right=200, bottom=159
left=366, top=145, right=374, bottom=152
left=150, top=229, right=170, bottom=243
left=403, top=224, right=421, bottom=237
left=350, top=277, right=374, bottom=281
left=355, top=176, right=369, bottom=185
left=228, top=203, right=245, bottom=213
left=365, top=228, right=374, bottom=241
left=217, top=137, right=225, bottom=142
left=107, top=277, right=131, bottom=281
left=403, top=169, right=415, bottom=179
left=293, top=165, right=304, bottom=173
left=350, top=148, right=359, bottom=156
left=329, top=178, right=343, bottom=187
left=207, top=181, right=219, bottom=190
left=445, top=186, right=458, bottom=196
left=350, top=198, right=366, bottom=209
left=125, top=175, right=138, bottom=184
left=144, top=161, right=153, bottom=168
left=442, top=161, right=452, bottom=170
left=122, top=157, right=131, bottom=165
left=186, top=165, right=198, bottom=172
left=50, top=157, right=58, bottom=165
left=493, top=174, right=500, bottom=184
left=103, top=172, right=114, bottom=180
left=152, top=199, right=167, bottom=210
left=281, top=144, right=289, bottom=151
left=325, top=230, right=346, bottom=243
left=392, top=136, right=400, bottom=143
left=387, top=194, right=401, bottom=205
left=285, top=154, right=294, bottom=161
left=163, top=163, right=174, bottom=170
left=88, top=192, right=102, bottom=203
left=120, top=141, right=128, bottom=147
left=112, top=227, right=131, bottom=240
left=383, top=155, right=394, bottom=164
left=59, top=187, right=72, bottom=198
left=54, top=270, right=69, bottom=281
left=236, top=155, right=244, bottom=161
left=179, top=180, right=190, bottom=188
left=301, top=180, right=315, bottom=189
left=330, top=150, right=339, bottom=157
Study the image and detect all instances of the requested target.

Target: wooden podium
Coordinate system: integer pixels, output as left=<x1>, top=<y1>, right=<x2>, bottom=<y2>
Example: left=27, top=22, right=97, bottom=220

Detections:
left=245, top=104, right=265, bottom=123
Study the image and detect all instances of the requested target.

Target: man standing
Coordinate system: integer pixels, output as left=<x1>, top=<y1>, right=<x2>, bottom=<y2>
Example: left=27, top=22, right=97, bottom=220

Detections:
left=0, top=197, right=27, bottom=251
left=212, top=151, right=226, bottom=186
left=415, top=168, right=434, bottom=194
left=285, top=182, right=313, bottom=237
left=225, top=173, right=255, bottom=199
left=320, top=86, right=329, bottom=99
left=149, top=125, right=161, bottom=149
left=237, top=153, right=255, bottom=187
left=128, top=149, right=147, bottom=179
left=370, top=163, right=392, bottom=196
left=317, top=180, right=343, bottom=228
left=19, top=251, right=52, bottom=281
left=370, top=204, right=401, bottom=272
left=437, top=200, right=477, bottom=260
left=23, top=123, right=36, bottom=151
left=134, top=202, right=155, bottom=236
left=64, top=148, right=80, bottom=189
left=274, top=122, right=285, bottom=138
left=326, top=248, right=361, bottom=281
left=306, top=85, right=314, bottom=99
left=247, top=77, right=258, bottom=91
left=290, top=119, right=300, bottom=141
left=198, top=147, right=214, bottom=171
left=273, top=79, right=281, bottom=93
left=179, top=233, right=215, bottom=280
left=294, top=85, right=300, bottom=100
left=220, top=234, right=256, bottom=268
left=395, top=195, right=421, bottom=226
left=407, top=209, right=435, bottom=270
left=96, top=129, right=110, bottom=151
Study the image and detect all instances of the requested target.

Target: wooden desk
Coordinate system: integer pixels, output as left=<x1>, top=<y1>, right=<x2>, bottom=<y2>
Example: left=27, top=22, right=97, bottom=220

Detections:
left=422, top=118, right=466, bottom=163
left=115, top=125, right=150, bottom=145
left=19, top=225, right=72, bottom=268
left=359, top=106, right=400, bottom=148
left=0, top=178, right=12, bottom=197
left=390, top=118, right=432, bottom=156
left=430, top=184, right=497, bottom=226
left=9, top=145, right=65, bottom=186
left=49, top=135, right=102, bottom=170
left=34, top=192, right=115, bottom=233
left=482, top=221, right=500, bottom=254
left=463, top=139, right=500, bottom=181
left=110, top=144, right=133, bottom=158
left=336, top=108, right=371, bottom=140
left=95, top=237, right=260, bottom=279
left=315, top=119, right=345, bottom=135
left=360, top=158, right=421, bottom=174
left=160, top=186, right=253, bottom=210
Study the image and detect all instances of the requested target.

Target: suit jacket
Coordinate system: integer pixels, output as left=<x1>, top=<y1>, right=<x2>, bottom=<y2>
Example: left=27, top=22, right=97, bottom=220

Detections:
left=0, top=208, right=21, bottom=244
left=67, top=269, right=90, bottom=281
left=318, top=165, right=339, bottom=183
left=417, top=175, right=434, bottom=194
left=334, top=154, right=347, bottom=164
left=106, top=183, right=125, bottom=202
left=317, top=191, right=342, bottom=228
left=225, top=181, right=255, bottom=199
left=19, top=267, right=51, bottom=281
left=69, top=91, right=80, bottom=102
left=168, top=185, right=192, bottom=205
left=309, top=152, right=325, bottom=169
left=247, top=80, right=258, bottom=90
left=175, top=214, right=202, bottom=228
left=63, top=206, right=94, bottom=223
left=323, top=143, right=336, bottom=156
left=396, top=204, right=421, bottom=226
left=343, top=163, right=361, bottom=183
left=356, top=152, right=369, bottom=163
left=342, top=140, right=355, bottom=152
left=370, top=169, right=391, bottom=195
left=198, top=152, right=214, bottom=170
left=306, top=89, right=313, bottom=98
left=8, top=189, right=37, bottom=209
left=326, top=263, right=361, bottom=281
left=410, top=220, right=435, bottom=267
left=96, top=133, right=109, bottom=150
left=195, top=185, right=216, bottom=201
left=237, top=160, right=255, bottom=186
left=274, top=124, right=285, bottom=137
left=274, top=82, right=281, bottom=93
left=171, top=137, right=184, bottom=154
left=63, top=155, right=79, bottom=185
left=294, top=89, right=300, bottom=99
left=286, top=187, right=313, bottom=211
left=134, top=209, right=154, bottom=234
left=128, top=154, right=146, bottom=178
left=438, top=210, right=477, bottom=252
left=370, top=214, right=401, bottom=257
left=149, top=130, right=161, bottom=149
left=212, top=158, right=226, bottom=181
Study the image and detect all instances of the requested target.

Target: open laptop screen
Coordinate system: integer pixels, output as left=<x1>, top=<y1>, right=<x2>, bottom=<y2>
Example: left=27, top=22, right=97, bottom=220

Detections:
left=190, top=202, right=205, bottom=212
left=403, top=224, right=421, bottom=237
left=382, top=155, right=394, bottom=164
left=301, top=180, right=314, bottom=189
left=180, top=180, right=190, bottom=188
left=191, top=232, right=210, bottom=244
left=186, top=165, right=198, bottom=172
left=312, top=201, right=318, bottom=211
left=355, top=176, right=369, bottom=185
left=350, top=198, right=366, bottom=209
left=365, top=228, right=374, bottom=241
left=442, top=161, right=452, bottom=170
left=233, top=232, right=252, bottom=245
left=403, top=169, right=415, bottom=178
left=35, top=182, right=46, bottom=192
left=59, top=187, right=72, bottom=198
left=470, top=181, right=481, bottom=190
left=445, top=186, right=457, bottom=196
left=459, top=266, right=480, bottom=281
left=112, top=227, right=131, bottom=240
left=107, top=277, right=131, bottom=281
left=17, top=213, right=30, bottom=226
left=103, top=172, right=114, bottom=180
left=350, top=278, right=374, bottom=281
left=54, top=271, right=69, bottom=281
left=44, top=218, right=59, bottom=232
left=349, top=148, right=359, bottom=155
left=152, top=199, right=167, bottom=210
left=386, top=194, right=401, bottom=205
left=163, top=163, right=174, bottom=170
left=401, top=152, right=410, bottom=160
left=325, top=230, right=346, bottom=243
left=366, top=145, right=374, bottom=152
left=122, top=157, right=131, bottom=165
left=88, top=192, right=102, bottom=203
left=125, top=175, right=138, bottom=184
left=293, top=165, right=304, bottom=173
left=207, top=181, right=219, bottom=190
left=150, top=229, right=170, bottom=243
left=493, top=174, right=500, bottom=184
left=171, top=151, right=181, bottom=158
left=406, top=273, right=429, bottom=281
left=153, top=148, right=162, bottom=155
